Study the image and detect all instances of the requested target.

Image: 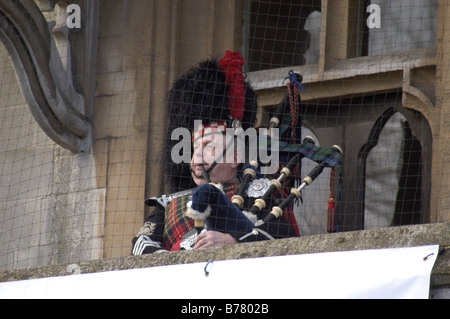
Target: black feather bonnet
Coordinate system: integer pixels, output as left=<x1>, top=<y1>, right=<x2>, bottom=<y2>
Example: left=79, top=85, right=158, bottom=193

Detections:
left=164, top=51, right=258, bottom=192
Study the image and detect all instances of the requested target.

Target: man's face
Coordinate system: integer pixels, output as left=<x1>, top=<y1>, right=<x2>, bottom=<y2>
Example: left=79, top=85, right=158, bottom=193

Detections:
left=191, top=133, right=240, bottom=185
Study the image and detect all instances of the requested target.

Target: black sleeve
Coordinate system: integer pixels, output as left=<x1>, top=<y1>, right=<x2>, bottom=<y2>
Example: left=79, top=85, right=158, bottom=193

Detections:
left=145, top=205, right=166, bottom=244
left=131, top=204, right=166, bottom=255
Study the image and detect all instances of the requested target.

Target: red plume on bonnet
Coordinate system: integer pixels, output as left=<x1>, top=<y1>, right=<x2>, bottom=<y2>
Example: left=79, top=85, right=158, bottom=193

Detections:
left=219, top=51, right=246, bottom=121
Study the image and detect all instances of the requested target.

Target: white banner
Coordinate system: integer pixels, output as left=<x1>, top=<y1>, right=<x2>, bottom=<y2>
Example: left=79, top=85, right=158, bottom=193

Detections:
left=0, top=245, right=439, bottom=299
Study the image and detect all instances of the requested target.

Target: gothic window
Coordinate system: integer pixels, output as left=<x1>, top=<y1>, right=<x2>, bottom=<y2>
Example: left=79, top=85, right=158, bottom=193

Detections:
left=360, top=109, right=427, bottom=229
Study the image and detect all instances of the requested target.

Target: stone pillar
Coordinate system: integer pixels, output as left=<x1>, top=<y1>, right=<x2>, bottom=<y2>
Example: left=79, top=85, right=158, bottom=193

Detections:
left=433, top=0, right=450, bottom=223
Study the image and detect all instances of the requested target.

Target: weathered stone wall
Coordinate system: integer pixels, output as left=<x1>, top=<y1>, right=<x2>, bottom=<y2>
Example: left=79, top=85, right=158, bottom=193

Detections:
left=0, top=38, right=103, bottom=270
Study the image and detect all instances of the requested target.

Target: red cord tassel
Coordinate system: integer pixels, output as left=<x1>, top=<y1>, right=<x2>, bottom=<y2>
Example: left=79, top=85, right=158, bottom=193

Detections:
left=327, top=195, right=336, bottom=233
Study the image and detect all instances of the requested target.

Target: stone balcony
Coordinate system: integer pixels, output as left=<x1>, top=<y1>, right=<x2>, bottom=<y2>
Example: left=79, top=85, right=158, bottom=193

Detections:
left=1, top=222, right=448, bottom=298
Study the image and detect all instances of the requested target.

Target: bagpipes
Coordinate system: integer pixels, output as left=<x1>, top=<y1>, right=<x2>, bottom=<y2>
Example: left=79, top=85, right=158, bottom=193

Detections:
left=182, top=71, right=344, bottom=245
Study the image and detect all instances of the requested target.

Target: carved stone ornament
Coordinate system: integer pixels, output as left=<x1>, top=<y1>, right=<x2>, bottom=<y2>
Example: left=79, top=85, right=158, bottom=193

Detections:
left=0, top=1, right=91, bottom=153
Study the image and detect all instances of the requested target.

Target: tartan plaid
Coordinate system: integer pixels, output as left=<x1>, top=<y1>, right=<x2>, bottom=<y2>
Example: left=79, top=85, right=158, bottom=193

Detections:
left=163, top=183, right=239, bottom=250
left=280, top=141, right=343, bottom=167
left=193, top=121, right=227, bottom=141
left=260, top=125, right=342, bottom=167
left=163, top=190, right=194, bottom=250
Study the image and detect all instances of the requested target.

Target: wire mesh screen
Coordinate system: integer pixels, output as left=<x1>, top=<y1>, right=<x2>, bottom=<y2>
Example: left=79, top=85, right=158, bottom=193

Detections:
left=0, top=0, right=446, bottom=272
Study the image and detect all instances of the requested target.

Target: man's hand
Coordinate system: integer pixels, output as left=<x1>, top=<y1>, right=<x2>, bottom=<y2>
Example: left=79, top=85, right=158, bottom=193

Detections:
left=194, top=230, right=237, bottom=249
